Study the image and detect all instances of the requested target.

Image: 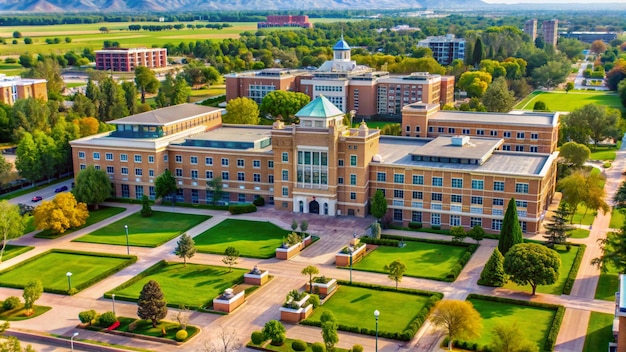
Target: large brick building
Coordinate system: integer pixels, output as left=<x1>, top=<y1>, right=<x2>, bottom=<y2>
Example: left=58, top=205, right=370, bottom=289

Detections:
left=225, top=37, right=455, bottom=118
left=257, top=15, right=313, bottom=29
left=95, top=47, right=167, bottom=72
left=0, top=74, right=47, bottom=106
left=71, top=97, right=560, bottom=234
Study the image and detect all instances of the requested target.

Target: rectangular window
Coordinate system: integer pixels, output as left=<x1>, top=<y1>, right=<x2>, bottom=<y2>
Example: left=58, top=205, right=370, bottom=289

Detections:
left=282, top=152, right=288, bottom=162
left=205, top=157, right=213, bottom=166
left=493, top=198, right=504, bottom=206
left=492, top=209, right=504, bottom=216
left=393, top=209, right=403, bottom=221
left=431, top=213, right=441, bottom=225
left=268, top=175, right=274, bottom=183
left=412, top=211, right=422, bottom=223
left=106, top=166, right=114, bottom=174
left=471, top=196, right=483, bottom=205
left=462, top=129, right=470, bottom=135
left=253, top=173, right=261, bottom=182
left=282, top=187, right=288, bottom=196
left=476, top=129, right=484, bottom=135
left=411, top=201, right=423, bottom=208
left=438, top=127, right=445, bottom=133
left=350, top=174, right=357, bottom=185
left=149, top=169, right=154, bottom=177
left=149, top=186, right=155, bottom=200
left=393, top=190, right=404, bottom=198
left=134, top=155, right=142, bottom=163
left=268, top=160, right=274, bottom=168
left=515, top=145, right=525, bottom=152
left=471, top=180, right=484, bottom=190
left=190, top=156, right=198, bottom=165
left=448, top=128, right=456, bottom=134
left=191, top=170, right=198, bottom=179
left=470, top=217, right=482, bottom=227
left=530, top=146, right=538, bottom=153
left=502, top=145, right=511, bottom=151
left=148, top=155, right=154, bottom=163
left=413, top=175, right=424, bottom=185
left=376, top=172, right=386, bottom=182
left=237, top=172, right=245, bottom=181
left=520, top=221, right=527, bottom=232
left=350, top=155, right=357, bottom=166
left=338, top=159, right=344, bottom=167
left=135, top=168, right=143, bottom=176
left=221, top=158, right=229, bottom=166
left=503, top=131, right=511, bottom=138
left=516, top=200, right=528, bottom=208
left=451, top=178, right=463, bottom=188
left=338, top=177, right=344, bottom=184
left=516, top=132, right=525, bottom=139
left=450, top=215, right=461, bottom=226
left=222, top=171, right=229, bottom=180
left=492, top=219, right=503, bottom=231
left=121, top=184, right=129, bottom=198
left=431, top=193, right=442, bottom=201
left=95, top=165, right=100, bottom=170
left=531, top=133, right=538, bottom=140
left=205, top=171, right=213, bottom=179
left=93, top=152, right=100, bottom=160
left=135, top=185, right=144, bottom=200
left=515, top=183, right=529, bottom=194
left=412, top=191, right=423, bottom=199
left=517, top=210, right=527, bottom=217
left=394, top=174, right=405, bottom=184
left=350, top=192, right=356, bottom=200
left=106, top=153, right=113, bottom=161
left=120, top=154, right=128, bottom=162
left=253, top=160, right=261, bottom=168
left=282, top=170, right=288, bottom=181
left=78, top=151, right=85, bottom=159
left=237, top=159, right=244, bottom=167
left=432, top=177, right=443, bottom=187
left=451, top=194, right=462, bottom=203
left=163, top=155, right=168, bottom=162
left=175, top=168, right=182, bottom=177
left=175, top=155, right=182, bottom=163
left=451, top=204, right=462, bottom=212
left=121, top=167, right=128, bottom=175
left=78, top=163, right=85, bottom=169
left=490, top=130, right=498, bottom=136
left=429, top=127, right=434, bottom=133
left=493, top=181, right=505, bottom=192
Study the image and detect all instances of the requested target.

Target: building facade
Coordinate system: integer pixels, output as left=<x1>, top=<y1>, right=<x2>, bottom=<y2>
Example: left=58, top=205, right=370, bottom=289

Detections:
left=225, top=37, right=455, bottom=118
left=95, top=47, right=168, bottom=72
left=257, top=15, right=313, bottom=29
left=542, top=19, right=559, bottom=47
left=71, top=97, right=559, bottom=234
left=417, top=34, right=465, bottom=66
left=560, top=31, right=618, bottom=43
left=0, top=75, right=47, bottom=106
left=524, top=19, right=538, bottom=42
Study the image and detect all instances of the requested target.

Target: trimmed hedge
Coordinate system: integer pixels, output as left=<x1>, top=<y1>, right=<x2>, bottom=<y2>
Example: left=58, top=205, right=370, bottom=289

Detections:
left=466, top=294, right=565, bottom=351
left=562, top=244, right=586, bottom=295
left=229, top=204, right=257, bottom=215
left=301, top=280, right=442, bottom=341
left=389, top=224, right=500, bottom=239
left=0, top=249, right=136, bottom=295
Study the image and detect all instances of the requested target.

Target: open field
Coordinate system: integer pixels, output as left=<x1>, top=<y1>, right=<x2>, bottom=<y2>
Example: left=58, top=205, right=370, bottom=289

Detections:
left=107, top=261, right=246, bottom=309
left=193, top=219, right=289, bottom=258
left=73, top=211, right=209, bottom=247
left=595, top=263, right=619, bottom=301
left=353, top=241, right=468, bottom=281
left=35, top=206, right=125, bottom=239
left=583, top=312, right=614, bottom=352
left=514, top=90, right=623, bottom=112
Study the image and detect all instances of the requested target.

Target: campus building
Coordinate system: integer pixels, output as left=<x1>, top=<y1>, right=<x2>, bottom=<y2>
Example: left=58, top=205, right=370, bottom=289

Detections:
left=417, top=34, right=466, bottom=66
left=257, top=15, right=313, bottom=29
left=95, top=47, right=168, bottom=72
left=560, top=31, right=618, bottom=43
left=0, top=74, right=47, bottom=106
left=225, top=37, right=455, bottom=117
left=70, top=95, right=560, bottom=234
left=612, top=274, right=626, bottom=352
left=523, top=19, right=538, bottom=42
left=542, top=19, right=559, bottom=47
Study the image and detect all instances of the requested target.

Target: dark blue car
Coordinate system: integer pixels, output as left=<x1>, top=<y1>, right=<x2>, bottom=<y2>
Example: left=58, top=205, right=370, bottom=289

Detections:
left=55, top=185, right=68, bottom=193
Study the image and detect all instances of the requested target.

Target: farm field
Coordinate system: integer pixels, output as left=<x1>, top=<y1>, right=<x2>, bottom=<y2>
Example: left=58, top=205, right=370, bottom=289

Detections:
left=514, top=90, right=623, bottom=112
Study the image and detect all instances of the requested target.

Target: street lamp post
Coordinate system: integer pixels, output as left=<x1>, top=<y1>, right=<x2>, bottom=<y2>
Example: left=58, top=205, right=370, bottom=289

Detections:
left=70, top=332, right=79, bottom=351
left=124, top=224, right=129, bottom=255
left=374, top=310, right=380, bottom=352
left=66, top=272, right=72, bottom=291
left=112, top=294, right=116, bottom=315
left=349, top=247, right=353, bottom=284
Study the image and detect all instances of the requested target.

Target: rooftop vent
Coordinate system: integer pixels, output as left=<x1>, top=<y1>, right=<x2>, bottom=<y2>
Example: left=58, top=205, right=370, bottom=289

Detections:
left=451, top=135, right=470, bottom=146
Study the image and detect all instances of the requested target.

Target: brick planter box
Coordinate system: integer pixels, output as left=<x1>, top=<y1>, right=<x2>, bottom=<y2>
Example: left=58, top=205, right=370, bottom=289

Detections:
left=335, top=244, right=366, bottom=267
left=212, top=289, right=245, bottom=313
left=279, top=304, right=313, bottom=323
left=302, top=235, right=313, bottom=248
left=276, top=242, right=302, bottom=260
left=244, top=270, right=269, bottom=286
left=305, top=278, right=337, bottom=296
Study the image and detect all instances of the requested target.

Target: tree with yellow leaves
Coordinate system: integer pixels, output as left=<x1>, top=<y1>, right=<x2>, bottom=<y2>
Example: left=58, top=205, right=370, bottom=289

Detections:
left=430, top=300, right=482, bottom=350
left=33, top=193, right=89, bottom=234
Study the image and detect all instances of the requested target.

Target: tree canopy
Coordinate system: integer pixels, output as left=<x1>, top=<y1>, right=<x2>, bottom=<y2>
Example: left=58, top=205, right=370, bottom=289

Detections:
left=503, top=243, right=561, bottom=295
left=0, top=201, right=27, bottom=263
left=33, top=193, right=89, bottom=234
left=430, top=300, right=482, bottom=350
left=73, top=165, right=112, bottom=210
left=174, top=233, right=197, bottom=266
left=259, top=91, right=310, bottom=123
left=558, top=142, right=590, bottom=168
left=562, top=104, right=621, bottom=149
left=155, top=170, right=178, bottom=204
left=481, top=76, right=515, bottom=112
left=224, top=97, right=260, bottom=125
left=593, top=220, right=626, bottom=273
left=457, top=71, right=492, bottom=98
left=370, top=189, right=388, bottom=220
left=137, top=280, right=168, bottom=328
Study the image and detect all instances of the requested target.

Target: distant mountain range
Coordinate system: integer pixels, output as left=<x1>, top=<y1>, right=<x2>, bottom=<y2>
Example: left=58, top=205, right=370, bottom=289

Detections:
left=1, top=0, right=487, bottom=13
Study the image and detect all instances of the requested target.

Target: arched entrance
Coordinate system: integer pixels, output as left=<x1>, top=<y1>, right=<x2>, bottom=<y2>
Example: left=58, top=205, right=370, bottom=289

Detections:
left=309, top=200, right=320, bottom=214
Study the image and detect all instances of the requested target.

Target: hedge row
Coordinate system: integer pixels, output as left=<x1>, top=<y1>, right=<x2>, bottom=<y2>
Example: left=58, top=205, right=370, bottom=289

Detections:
left=381, top=234, right=475, bottom=248
left=228, top=204, right=257, bottom=215
left=445, top=248, right=477, bottom=282
left=466, top=294, right=564, bottom=351
left=0, top=249, right=136, bottom=295
left=562, top=244, right=586, bottom=295
left=301, top=281, right=442, bottom=341
left=389, top=224, right=500, bottom=240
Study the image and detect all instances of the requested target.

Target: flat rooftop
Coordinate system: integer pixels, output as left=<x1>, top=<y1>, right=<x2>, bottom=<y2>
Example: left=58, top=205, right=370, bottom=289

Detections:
left=429, top=110, right=557, bottom=127
left=108, top=104, right=223, bottom=126
left=377, top=137, right=551, bottom=176
left=410, top=136, right=502, bottom=161
left=174, top=126, right=273, bottom=151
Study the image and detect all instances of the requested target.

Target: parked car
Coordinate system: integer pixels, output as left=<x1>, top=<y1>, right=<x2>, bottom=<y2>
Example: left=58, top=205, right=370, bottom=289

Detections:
left=55, top=185, right=68, bottom=193
left=31, top=196, right=43, bottom=202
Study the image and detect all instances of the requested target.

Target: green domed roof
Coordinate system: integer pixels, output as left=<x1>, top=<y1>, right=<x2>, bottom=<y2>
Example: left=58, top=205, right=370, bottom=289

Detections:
left=295, top=95, right=344, bottom=118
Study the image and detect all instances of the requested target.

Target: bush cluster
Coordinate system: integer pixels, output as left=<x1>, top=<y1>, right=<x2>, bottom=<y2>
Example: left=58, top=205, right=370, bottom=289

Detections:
left=311, top=342, right=325, bottom=352
left=563, top=245, right=585, bottom=295
left=78, top=309, right=97, bottom=325
left=408, top=222, right=422, bottom=229
left=292, top=339, right=307, bottom=351
left=98, top=311, right=117, bottom=327
left=250, top=330, right=265, bottom=345
left=175, top=329, right=188, bottom=341
left=228, top=204, right=257, bottom=215
left=253, top=196, right=265, bottom=206
left=359, top=237, right=399, bottom=247
left=2, top=296, right=20, bottom=310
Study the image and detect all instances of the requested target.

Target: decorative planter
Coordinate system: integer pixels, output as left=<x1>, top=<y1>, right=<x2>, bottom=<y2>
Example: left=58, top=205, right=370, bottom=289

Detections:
left=212, top=288, right=245, bottom=313
left=244, top=269, right=269, bottom=286
left=335, top=244, right=367, bottom=267
left=276, top=242, right=302, bottom=260
left=279, top=304, right=313, bottom=323
left=305, top=278, right=337, bottom=296
left=302, top=235, right=313, bottom=248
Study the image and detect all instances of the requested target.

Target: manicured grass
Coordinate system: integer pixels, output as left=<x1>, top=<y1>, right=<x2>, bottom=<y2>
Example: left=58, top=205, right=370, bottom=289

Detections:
left=305, top=285, right=430, bottom=334
left=0, top=245, right=34, bottom=262
left=568, top=228, right=590, bottom=239
left=250, top=338, right=349, bottom=352
left=514, top=90, right=623, bottom=112
left=0, top=250, right=135, bottom=294
left=502, top=244, right=579, bottom=295
left=74, top=211, right=209, bottom=247
left=0, top=63, right=25, bottom=76
left=194, top=219, right=289, bottom=258
left=35, top=206, right=126, bottom=239
left=610, top=207, right=625, bottom=229
left=107, top=317, right=199, bottom=342
left=0, top=304, right=51, bottom=321
left=571, top=204, right=596, bottom=226
left=595, top=264, right=619, bottom=301
left=466, top=297, right=556, bottom=350
left=583, top=312, right=614, bottom=352
left=107, top=261, right=247, bottom=309
left=353, top=241, right=468, bottom=281
left=590, top=146, right=618, bottom=162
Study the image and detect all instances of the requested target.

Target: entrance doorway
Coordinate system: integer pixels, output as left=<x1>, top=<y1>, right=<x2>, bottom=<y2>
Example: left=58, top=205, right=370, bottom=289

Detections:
left=309, top=200, right=320, bottom=214
left=299, top=201, right=304, bottom=213
left=324, top=203, right=328, bottom=215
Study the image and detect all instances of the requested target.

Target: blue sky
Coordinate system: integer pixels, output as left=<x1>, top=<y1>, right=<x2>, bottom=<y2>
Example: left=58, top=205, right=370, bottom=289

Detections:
left=482, top=0, right=623, bottom=3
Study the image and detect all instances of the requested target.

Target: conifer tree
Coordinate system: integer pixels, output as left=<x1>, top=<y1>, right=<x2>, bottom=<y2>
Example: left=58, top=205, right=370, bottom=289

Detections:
left=137, top=280, right=168, bottom=328
left=478, top=248, right=506, bottom=287
left=174, top=233, right=196, bottom=266
left=498, top=198, right=523, bottom=255
left=543, top=203, right=573, bottom=246
left=472, top=38, right=484, bottom=66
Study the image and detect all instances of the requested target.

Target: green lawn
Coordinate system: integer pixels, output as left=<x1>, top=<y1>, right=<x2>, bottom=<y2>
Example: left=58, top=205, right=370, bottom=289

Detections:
left=590, top=146, right=618, bottom=162
left=0, top=63, right=25, bottom=76
left=73, top=211, right=209, bottom=247
left=250, top=338, right=349, bottom=352
left=305, top=285, right=430, bottom=334
left=571, top=204, right=597, bottom=226
left=595, top=264, right=619, bottom=301
left=108, top=261, right=246, bottom=309
left=193, top=219, right=289, bottom=258
left=465, top=297, right=557, bottom=350
left=353, top=241, right=468, bottom=281
left=107, top=317, right=199, bottom=342
left=0, top=250, right=135, bottom=293
left=0, top=245, right=34, bottom=262
left=35, top=206, right=126, bottom=239
left=568, top=228, right=590, bottom=239
left=610, top=208, right=625, bottom=229
left=583, top=312, right=614, bottom=352
left=502, top=244, right=579, bottom=295
left=514, top=90, right=623, bottom=112
left=0, top=304, right=51, bottom=321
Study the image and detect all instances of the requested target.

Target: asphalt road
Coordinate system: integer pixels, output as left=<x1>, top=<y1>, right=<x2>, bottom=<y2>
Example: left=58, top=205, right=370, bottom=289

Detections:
left=8, top=179, right=74, bottom=206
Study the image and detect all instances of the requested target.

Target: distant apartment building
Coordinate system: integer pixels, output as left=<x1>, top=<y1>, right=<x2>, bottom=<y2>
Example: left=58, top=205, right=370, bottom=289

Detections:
left=225, top=37, right=455, bottom=118
left=561, top=31, right=618, bottom=43
left=95, top=47, right=168, bottom=72
left=417, top=34, right=465, bottom=66
left=0, top=74, right=47, bottom=106
left=524, top=19, right=538, bottom=42
left=542, top=19, right=559, bottom=47
left=257, top=15, right=313, bottom=29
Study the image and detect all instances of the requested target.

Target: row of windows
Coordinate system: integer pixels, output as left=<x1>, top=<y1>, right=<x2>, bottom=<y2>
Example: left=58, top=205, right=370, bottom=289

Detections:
left=426, top=127, right=540, bottom=140
left=374, top=174, right=528, bottom=193
left=175, top=156, right=272, bottom=169
left=174, top=169, right=275, bottom=183
left=404, top=211, right=527, bottom=232
left=382, top=188, right=530, bottom=207
left=78, top=152, right=155, bottom=164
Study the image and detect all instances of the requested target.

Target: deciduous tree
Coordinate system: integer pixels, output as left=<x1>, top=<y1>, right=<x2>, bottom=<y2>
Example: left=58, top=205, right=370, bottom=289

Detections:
left=384, top=260, right=407, bottom=289
left=137, top=280, right=168, bottom=328
left=0, top=156, right=11, bottom=188
left=33, top=192, right=89, bottom=234
left=430, top=300, right=482, bottom=350
left=457, top=71, right=492, bottom=98
left=75, top=117, right=100, bottom=137
left=155, top=170, right=178, bottom=205
left=175, top=233, right=196, bottom=267
left=121, top=81, right=138, bottom=114
left=614, top=181, right=626, bottom=208
left=478, top=248, right=506, bottom=287
left=260, top=91, right=310, bottom=123
left=23, top=280, right=43, bottom=316
left=503, top=243, right=560, bottom=295
left=222, top=246, right=239, bottom=272
left=590, top=40, right=607, bottom=55
left=320, top=311, right=338, bottom=352
left=593, top=220, right=626, bottom=273
left=370, top=189, right=388, bottom=221
left=468, top=225, right=485, bottom=243
left=301, top=265, right=319, bottom=293
left=563, top=104, right=621, bottom=149
left=224, top=97, right=260, bottom=125
left=206, top=176, right=223, bottom=206
left=498, top=198, right=523, bottom=255
left=559, top=142, right=590, bottom=168
left=0, top=201, right=26, bottom=263
left=134, top=66, right=159, bottom=104
left=73, top=165, right=112, bottom=210
left=262, top=320, right=286, bottom=346
left=490, top=321, right=539, bottom=352
left=482, top=77, right=515, bottom=112
left=532, top=59, right=571, bottom=90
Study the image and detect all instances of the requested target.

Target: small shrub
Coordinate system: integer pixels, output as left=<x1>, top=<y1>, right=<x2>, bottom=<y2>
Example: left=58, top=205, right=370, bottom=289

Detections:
left=78, top=309, right=97, bottom=325
left=408, top=222, right=422, bottom=229
left=292, top=339, right=307, bottom=351
left=2, top=296, right=20, bottom=310
left=352, top=344, right=364, bottom=352
left=311, top=342, right=326, bottom=352
left=175, top=329, right=188, bottom=341
left=308, top=294, right=320, bottom=308
left=603, top=162, right=612, bottom=168
left=431, top=225, right=441, bottom=230
left=251, top=330, right=265, bottom=344
left=4, top=58, right=16, bottom=64
left=253, top=196, right=265, bottom=206
left=98, top=311, right=117, bottom=327
left=228, top=204, right=257, bottom=215
left=67, top=288, right=78, bottom=295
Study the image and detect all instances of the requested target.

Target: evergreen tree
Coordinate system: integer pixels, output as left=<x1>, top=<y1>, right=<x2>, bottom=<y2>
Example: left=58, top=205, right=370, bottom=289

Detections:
left=174, top=233, right=196, bottom=266
left=370, top=189, right=388, bottom=221
left=121, top=81, right=137, bottom=115
left=140, top=195, right=152, bottom=217
left=498, top=198, right=523, bottom=255
left=543, top=203, right=574, bottom=246
left=478, top=248, right=506, bottom=287
left=482, top=76, right=515, bottom=112
left=137, top=280, right=168, bottom=328
left=472, top=38, right=483, bottom=66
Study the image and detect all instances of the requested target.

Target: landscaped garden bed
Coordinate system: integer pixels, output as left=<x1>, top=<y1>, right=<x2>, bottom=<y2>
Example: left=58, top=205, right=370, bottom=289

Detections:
left=356, top=235, right=477, bottom=281
left=301, top=280, right=442, bottom=341
left=73, top=211, right=209, bottom=247
left=459, top=294, right=564, bottom=351
left=106, top=261, right=249, bottom=311
left=34, top=206, right=125, bottom=239
left=0, top=299, right=50, bottom=320
left=247, top=338, right=350, bottom=352
left=0, top=245, right=34, bottom=262
left=85, top=316, right=199, bottom=345
left=0, top=249, right=136, bottom=294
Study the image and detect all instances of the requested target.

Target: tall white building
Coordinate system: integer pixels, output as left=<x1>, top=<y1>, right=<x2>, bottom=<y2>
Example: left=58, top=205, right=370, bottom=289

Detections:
left=417, top=34, right=465, bottom=65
